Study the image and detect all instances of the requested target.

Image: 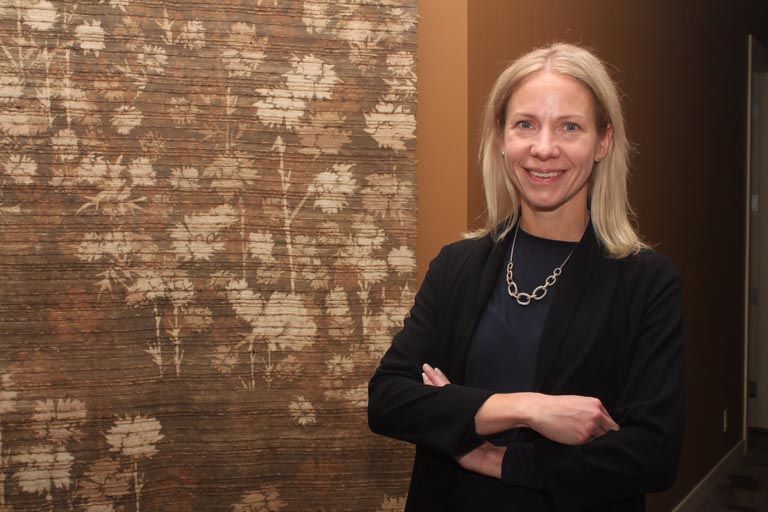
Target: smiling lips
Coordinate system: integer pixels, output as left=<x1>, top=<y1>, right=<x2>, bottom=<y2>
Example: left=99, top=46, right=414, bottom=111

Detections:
left=527, top=168, right=565, bottom=179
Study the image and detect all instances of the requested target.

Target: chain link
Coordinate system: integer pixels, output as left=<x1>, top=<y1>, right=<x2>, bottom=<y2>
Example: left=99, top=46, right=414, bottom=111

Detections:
left=506, top=225, right=574, bottom=306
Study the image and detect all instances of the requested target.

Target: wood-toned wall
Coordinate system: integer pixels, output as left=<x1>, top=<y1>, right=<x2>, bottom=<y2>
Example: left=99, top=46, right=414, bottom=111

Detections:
left=418, top=0, right=768, bottom=510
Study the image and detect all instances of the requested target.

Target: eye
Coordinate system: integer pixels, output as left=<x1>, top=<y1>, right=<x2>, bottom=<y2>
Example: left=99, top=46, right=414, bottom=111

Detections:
left=563, top=122, right=579, bottom=132
left=515, top=120, right=533, bottom=129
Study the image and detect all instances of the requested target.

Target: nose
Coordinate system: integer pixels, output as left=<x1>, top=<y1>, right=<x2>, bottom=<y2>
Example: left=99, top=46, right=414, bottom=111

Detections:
left=530, top=129, right=559, bottom=159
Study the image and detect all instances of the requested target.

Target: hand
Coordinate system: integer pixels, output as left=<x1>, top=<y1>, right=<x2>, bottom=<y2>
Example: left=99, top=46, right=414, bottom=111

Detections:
left=526, top=393, right=620, bottom=445
left=422, top=363, right=450, bottom=387
left=455, top=441, right=504, bottom=479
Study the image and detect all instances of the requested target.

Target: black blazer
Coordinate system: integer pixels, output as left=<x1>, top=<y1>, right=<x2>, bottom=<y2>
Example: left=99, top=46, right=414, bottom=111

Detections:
left=368, top=224, right=684, bottom=511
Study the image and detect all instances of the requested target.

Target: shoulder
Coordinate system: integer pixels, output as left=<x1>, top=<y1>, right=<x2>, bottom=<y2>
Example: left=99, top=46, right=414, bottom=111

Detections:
left=614, top=248, right=683, bottom=307
left=430, top=232, right=496, bottom=266
left=619, top=248, right=681, bottom=281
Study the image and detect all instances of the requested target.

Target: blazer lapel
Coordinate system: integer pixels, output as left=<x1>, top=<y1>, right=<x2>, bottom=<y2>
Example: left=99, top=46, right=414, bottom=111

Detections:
left=533, top=223, right=602, bottom=390
left=447, top=233, right=508, bottom=382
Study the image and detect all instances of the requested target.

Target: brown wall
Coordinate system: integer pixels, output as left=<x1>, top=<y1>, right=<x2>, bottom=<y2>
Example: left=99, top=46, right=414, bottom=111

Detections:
left=466, top=1, right=767, bottom=510
left=418, top=0, right=768, bottom=510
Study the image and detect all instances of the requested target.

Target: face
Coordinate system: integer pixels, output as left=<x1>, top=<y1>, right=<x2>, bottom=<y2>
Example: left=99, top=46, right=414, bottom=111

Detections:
left=501, top=71, right=613, bottom=220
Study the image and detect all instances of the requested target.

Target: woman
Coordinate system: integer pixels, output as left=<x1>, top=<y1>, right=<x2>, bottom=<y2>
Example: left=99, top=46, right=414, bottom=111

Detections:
left=368, top=43, right=684, bottom=511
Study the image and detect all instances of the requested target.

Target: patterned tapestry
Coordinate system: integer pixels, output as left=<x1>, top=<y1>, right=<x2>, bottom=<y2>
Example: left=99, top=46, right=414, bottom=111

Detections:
left=0, top=1, right=416, bottom=510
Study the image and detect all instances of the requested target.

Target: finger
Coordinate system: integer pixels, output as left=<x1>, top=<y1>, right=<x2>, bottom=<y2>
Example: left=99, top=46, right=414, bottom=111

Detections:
left=432, top=367, right=451, bottom=386
left=422, top=364, right=438, bottom=386
left=423, top=363, right=451, bottom=387
left=599, top=414, right=620, bottom=432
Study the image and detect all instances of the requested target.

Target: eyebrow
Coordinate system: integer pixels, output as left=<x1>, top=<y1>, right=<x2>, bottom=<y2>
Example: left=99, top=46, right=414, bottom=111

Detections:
left=508, top=112, right=588, bottom=121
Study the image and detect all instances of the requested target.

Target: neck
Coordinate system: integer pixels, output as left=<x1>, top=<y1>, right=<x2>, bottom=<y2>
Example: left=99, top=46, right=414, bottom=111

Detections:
left=519, top=206, right=589, bottom=242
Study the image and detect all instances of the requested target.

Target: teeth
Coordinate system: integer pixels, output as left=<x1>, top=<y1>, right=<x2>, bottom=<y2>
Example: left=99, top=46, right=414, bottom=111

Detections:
left=530, top=170, right=563, bottom=178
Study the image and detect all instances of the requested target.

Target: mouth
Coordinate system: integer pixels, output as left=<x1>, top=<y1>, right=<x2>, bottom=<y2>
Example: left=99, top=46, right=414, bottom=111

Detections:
left=526, top=168, right=565, bottom=179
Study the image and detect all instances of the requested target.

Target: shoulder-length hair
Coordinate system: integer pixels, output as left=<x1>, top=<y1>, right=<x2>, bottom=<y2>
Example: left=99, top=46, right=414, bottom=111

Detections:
left=473, top=42, right=647, bottom=258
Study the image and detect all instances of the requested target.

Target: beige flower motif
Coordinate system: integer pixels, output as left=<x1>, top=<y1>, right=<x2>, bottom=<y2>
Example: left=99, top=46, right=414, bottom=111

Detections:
left=179, top=20, right=206, bottom=49
left=76, top=231, right=146, bottom=263
left=387, top=246, right=415, bottom=275
left=138, top=45, right=167, bottom=74
left=253, top=292, right=317, bottom=353
left=225, top=279, right=263, bottom=326
left=382, top=6, right=416, bottom=41
left=127, top=157, right=155, bottom=186
left=24, top=1, right=58, bottom=31
left=0, top=373, right=17, bottom=416
left=125, top=269, right=169, bottom=305
left=324, top=383, right=367, bottom=408
left=51, top=128, right=79, bottom=161
left=386, top=51, right=416, bottom=79
left=284, top=54, right=339, bottom=100
left=325, top=287, right=350, bottom=317
left=183, top=305, right=213, bottom=332
left=336, top=19, right=375, bottom=44
left=106, top=414, right=163, bottom=459
left=384, top=76, right=416, bottom=99
left=0, top=75, right=24, bottom=103
left=170, top=205, right=238, bottom=262
left=31, top=398, right=88, bottom=444
left=339, top=216, right=389, bottom=285
left=77, top=458, right=132, bottom=504
left=233, top=484, right=286, bottom=512
left=106, top=0, right=130, bottom=12
left=75, top=20, right=106, bottom=56
left=253, top=89, right=306, bottom=129
left=167, top=274, right=195, bottom=308
left=348, top=215, right=386, bottom=254
left=249, top=231, right=276, bottom=264
left=61, top=86, right=98, bottom=124
left=139, top=131, right=167, bottom=161
left=293, top=235, right=329, bottom=291
left=361, top=173, right=415, bottom=223
left=308, top=164, right=356, bottom=213
left=221, top=23, right=267, bottom=78
left=364, top=100, right=416, bottom=151
left=83, top=503, right=118, bottom=512
left=168, top=97, right=199, bottom=126
left=169, top=166, right=200, bottom=190
left=3, top=154, right=37, bottom=185
left=202, top=154, right=258, bottom=192
left=111, top=105, right=143, bottom=135
left=378, top=495, right=407, bottom=512
left=288, top=395, right=316, bottom=426
left=273, top=355, right=303, bottom=382
left=301, top=2, right=329, bottom=33
left=325, top=354, right=354, bottom=388
left=212, top=344, right=239, bottom=375
left=74, top=154, right=109, bottom=185
left=14, top=444, right=74, bottom=495
left=0, top=109, right=47, bottom=136
left=297, top=111, right=352, bottom=156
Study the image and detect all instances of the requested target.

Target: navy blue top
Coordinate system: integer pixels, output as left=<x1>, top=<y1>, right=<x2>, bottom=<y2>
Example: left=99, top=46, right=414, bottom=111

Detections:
left=453, top=227, right=576, bottom=499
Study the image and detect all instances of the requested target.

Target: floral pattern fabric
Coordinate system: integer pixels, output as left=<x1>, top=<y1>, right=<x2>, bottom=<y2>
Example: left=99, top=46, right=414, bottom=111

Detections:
left=0, top=1, right=415, bottom=510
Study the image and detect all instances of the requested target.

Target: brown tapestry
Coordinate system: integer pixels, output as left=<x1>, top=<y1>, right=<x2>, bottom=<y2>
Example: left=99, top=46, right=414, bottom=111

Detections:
left=0, top=1, right=416, bottom=510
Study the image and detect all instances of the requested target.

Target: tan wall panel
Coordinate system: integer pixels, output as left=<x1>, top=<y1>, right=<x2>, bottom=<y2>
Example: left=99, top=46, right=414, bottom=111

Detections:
left=416, top=0, right=469, bottom=283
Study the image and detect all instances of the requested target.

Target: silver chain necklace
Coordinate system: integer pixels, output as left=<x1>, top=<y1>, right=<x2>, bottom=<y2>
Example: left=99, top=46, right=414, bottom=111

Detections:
left=506, top=223, right=575, bottom=306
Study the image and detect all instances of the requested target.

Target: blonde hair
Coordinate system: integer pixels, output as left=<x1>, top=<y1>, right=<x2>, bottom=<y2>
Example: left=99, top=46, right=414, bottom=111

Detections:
left=473, top=42, right=647, bottom=258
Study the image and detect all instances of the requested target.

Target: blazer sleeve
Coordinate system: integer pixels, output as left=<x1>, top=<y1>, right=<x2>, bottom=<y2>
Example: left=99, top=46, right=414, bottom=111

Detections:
left=529, top=255, right=685, bottom=510
left=368, top=244, right=495, bottom=456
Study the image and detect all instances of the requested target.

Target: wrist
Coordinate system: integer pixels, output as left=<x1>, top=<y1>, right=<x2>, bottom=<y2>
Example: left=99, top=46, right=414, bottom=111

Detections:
left=512, top=392, right=540, bottom=430
left=475, top=392, right=538, bottom=436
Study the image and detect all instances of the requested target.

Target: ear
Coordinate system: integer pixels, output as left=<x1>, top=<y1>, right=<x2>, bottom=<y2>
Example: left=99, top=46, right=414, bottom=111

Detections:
left=597, top=123, right=614, bottom=159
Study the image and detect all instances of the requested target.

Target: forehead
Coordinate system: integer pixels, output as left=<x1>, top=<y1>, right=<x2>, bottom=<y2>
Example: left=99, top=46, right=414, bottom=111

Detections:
left=506, top=71, right=597, bottom=118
